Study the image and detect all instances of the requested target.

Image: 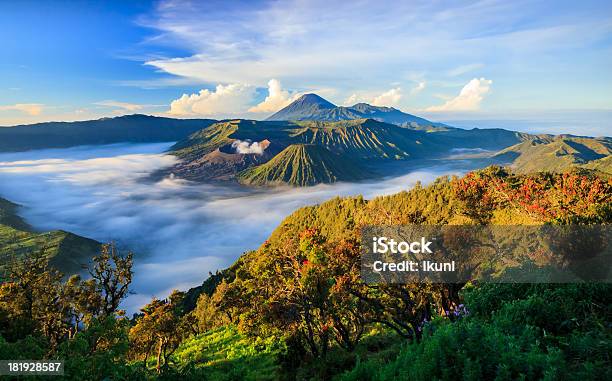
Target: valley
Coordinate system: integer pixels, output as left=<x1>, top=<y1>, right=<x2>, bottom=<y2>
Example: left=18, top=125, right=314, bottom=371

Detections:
left=0, top=142, right=494, bottom=311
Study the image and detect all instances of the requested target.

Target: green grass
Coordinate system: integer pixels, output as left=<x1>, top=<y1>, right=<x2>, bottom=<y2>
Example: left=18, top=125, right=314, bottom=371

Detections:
left=172, top=326, right=285, bottom=381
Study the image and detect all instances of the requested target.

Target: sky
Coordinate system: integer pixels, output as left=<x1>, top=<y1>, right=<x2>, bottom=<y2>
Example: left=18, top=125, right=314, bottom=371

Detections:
left=0, top=0, right=611, bottom=131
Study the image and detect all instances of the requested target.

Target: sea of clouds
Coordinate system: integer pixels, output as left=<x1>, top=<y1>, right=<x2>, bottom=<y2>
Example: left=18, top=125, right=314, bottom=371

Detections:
left=0, top=143, right=482, bottom=312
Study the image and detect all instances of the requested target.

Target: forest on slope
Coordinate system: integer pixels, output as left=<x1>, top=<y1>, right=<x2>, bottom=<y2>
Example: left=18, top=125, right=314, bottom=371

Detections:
left=1, top=167, right=610, bottom=380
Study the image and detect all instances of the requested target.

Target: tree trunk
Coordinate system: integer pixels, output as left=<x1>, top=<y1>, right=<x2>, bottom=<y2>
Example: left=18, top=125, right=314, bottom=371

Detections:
left=156, top=339, right=163, bottom=373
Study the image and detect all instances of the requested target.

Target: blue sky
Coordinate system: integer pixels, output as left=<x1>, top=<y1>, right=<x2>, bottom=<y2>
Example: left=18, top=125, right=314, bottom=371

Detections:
left=1, top=0, right=611, bottom=133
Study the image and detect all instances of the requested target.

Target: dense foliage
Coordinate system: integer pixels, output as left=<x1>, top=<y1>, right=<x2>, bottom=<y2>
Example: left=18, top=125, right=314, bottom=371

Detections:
left=0, top=168, right=610, bottom=380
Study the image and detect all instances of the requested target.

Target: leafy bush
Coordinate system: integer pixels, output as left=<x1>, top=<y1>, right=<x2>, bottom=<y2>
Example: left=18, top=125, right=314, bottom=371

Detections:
left=338, top=283, right=612, bottom=381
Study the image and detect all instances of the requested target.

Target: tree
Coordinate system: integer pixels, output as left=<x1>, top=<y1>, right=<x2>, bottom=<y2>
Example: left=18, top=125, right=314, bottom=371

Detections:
left=129, top=290, right=190, bottom=373
left=224, top=229, right=370, bottom=359
left=0, top=244, right=134, bottom=360
left=89, top=243, right=133, bottom=317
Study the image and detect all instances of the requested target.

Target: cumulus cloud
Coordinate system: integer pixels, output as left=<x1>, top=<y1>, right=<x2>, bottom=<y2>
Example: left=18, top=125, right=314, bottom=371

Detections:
left=168, top=83, right=256, bottom=117
left=231, top=139, right=265, bottom=154
left=426, top=78, right=492, bottom=112
left=371, top=87, right=403, bottom=106
left=343, top=87, right=408, bottom=107
left=0, top=103, right=44, bottom=116
left=95, top=100, right=145, bottom=112
left=342, top=94, right=360, bottom=106
left=248, top=79, right=300, bottom=113
left=0, top=143, right=478, bottom=312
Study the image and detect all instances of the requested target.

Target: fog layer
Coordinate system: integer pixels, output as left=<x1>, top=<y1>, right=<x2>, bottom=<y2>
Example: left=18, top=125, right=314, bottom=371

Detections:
left=0, top=143, right=482, bottom=311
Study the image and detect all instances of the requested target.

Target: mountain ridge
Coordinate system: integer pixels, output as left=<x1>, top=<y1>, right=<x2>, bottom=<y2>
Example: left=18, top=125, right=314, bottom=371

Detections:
left=0, top=114, right=216, bottom=152
left=166, top=117, right=533, bottom=186
left=494, top=135, right=612, bottom=175
left=266, top=94, right=448, bottom=130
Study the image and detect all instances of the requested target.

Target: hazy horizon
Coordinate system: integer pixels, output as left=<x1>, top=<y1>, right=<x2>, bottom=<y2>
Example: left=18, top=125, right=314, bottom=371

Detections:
left=1, top=105, right=610, bottom=137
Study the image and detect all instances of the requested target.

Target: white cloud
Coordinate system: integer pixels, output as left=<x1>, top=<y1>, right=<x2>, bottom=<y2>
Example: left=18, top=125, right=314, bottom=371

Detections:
left=343, top=94, right=360, bottom=106
left=139, top=0, right=607, bottom=99
left=248, top=79, right=300, bottom=113
left=426, top=78, right=492, bottom=112
left=168, top=84, right=256, bottom=117
left=371, top=87, right=403, bottom=107
left=410, top=81, right=426, bottom=95
left=95, top=100, right=145, bottom=112
left=0, top=103, right=44, bottom=116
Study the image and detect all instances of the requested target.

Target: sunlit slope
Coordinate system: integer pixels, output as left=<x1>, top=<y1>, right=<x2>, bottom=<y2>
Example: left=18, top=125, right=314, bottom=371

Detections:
left=167, top=116, right=541, bottom=186
left=168, top=119, right=449, bottom=185
left=495, top=136, right=612, bottom=174
left=290, top=119, right=443, bottom=159
left=237, top=144, right=366, bottom=186
left=0, top=197, right=100, bottom=274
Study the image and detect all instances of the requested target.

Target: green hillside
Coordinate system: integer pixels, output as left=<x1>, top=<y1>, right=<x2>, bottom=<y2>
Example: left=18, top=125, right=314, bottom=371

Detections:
left=172, top=325, right=283, bottom=381
left=168, top=118, right=528, bottom=186
left=289, top=119, right=441, bottom=160
left=495, top=135, right=612, bottom=174
left=177, top=168, right=611, bottom=380
left=237, top=144, right=367, bottom=186
left=0, top=198, right=30, bottom=231
left=2, top=169, right=610, bottom=380
left=582, top=155, right=612, bottom=174
left=0, top=197, right=100, bottom=274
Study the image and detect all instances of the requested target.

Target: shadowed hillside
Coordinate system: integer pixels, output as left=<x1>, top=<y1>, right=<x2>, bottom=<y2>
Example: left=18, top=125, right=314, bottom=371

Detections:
left=0, top=197, right=100, bottom=274
left=0, top=114, right=216, bottom=152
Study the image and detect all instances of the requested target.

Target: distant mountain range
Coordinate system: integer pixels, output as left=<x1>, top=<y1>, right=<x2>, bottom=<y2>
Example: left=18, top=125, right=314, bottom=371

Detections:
left=266, top=93, right=448, bottom=130
left=0, top=114, right=215, bottom=152
left=0, top=94, right=609, bottom=185
left=167, top=93, right=611, bottom=185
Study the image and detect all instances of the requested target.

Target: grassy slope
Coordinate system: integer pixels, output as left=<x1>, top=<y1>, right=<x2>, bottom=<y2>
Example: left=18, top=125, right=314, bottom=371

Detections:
left=181, top=170, right=611, bottom=380
left=290, top=119, right=442, bottom=160
left=0, top=198, right=100, bottom=274
left=170, top=120, right=241, bottom=160
left=237, top=144, right=367, bottom=186
left=172, top=326, right=284, bottom=381
left=495, top=136, right=612, bottom=174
